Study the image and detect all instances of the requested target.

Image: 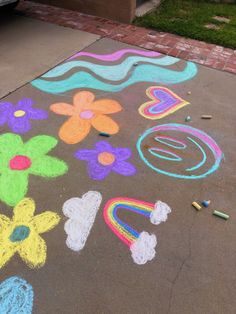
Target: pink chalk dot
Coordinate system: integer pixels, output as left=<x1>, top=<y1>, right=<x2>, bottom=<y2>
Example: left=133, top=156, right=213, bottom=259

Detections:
left=9, top=155, right=32, bottom=170
left=79, top=110, right=94, bottom=120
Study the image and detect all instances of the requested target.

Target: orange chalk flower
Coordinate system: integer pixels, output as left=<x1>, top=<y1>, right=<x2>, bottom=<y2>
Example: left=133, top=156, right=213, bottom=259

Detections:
left=50, top=91, right=122, bottom=144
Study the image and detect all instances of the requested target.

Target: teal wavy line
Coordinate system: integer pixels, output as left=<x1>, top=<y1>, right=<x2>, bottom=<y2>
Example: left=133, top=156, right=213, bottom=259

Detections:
left=186, top=137, right=207, bottom=171
left=31, top=62, right=198, bottom=94
left=42, top=55, right=179, bottom=80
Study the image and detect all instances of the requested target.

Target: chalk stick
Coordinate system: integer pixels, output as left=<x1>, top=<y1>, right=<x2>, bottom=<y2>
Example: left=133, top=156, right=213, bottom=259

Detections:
left=192, top=201, right=202, bottom=211
left=202, top=200, right=210, bottom=207
left=201, top=115, right=212, bottom=119
left=99, top=132, right=110, bottom=137
left=213, top=210, right=229, bottom=220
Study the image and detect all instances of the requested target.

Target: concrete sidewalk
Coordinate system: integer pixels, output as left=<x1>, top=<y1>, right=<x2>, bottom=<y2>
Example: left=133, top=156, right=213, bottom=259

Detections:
left=0, top=15, right=235, bottom=314
left=0, top=14, right=99, bottom=98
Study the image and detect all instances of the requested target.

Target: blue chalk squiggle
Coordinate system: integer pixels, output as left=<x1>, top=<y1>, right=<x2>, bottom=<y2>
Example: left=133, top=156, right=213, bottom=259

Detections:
left=31, top=62, right=198, bottom=94
left=42, top=55, right=179, bottom=80
left=0, top=276, right=33, bottom=314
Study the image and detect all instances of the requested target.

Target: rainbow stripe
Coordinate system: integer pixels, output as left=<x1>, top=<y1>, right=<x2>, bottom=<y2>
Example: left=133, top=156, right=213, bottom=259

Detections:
left=103, top=197, right=154, bottom=247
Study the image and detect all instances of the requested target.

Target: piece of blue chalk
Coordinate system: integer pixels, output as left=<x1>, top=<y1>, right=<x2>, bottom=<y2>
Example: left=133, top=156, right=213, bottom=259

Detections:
left=99, top=132, right=110, bottom=137
left=202, top=200, right=210, bottom=207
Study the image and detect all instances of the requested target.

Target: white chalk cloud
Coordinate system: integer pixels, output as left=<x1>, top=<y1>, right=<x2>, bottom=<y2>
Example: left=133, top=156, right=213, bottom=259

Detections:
left=150, top=200, right=172, bottom=225
left=63, top=191, right=102, bottom=252
left=130, top=231, right=157, bottom=265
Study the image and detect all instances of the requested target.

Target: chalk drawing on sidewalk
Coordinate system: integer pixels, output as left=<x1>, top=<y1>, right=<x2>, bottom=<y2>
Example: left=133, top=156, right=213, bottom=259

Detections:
left=139, top=86, right=189, bottom=119
left=31, top=48, right=198, bottom=93
left=0, top=133, right=68, bottom=206
left=103, top=197, right=171, bottom=265
left=43, top=56, right=178, bottom=79
left=0, top=98, right=48, bottom=134
left=0, top=276, right=33, bottom=314
left=137, top=123, right=223, bottom=179
left=68, top=48, right=162, bottom=61
left=63, top=191, right=102, bottom=252
left=50, top=91, right=121, bottom=144
left=0, top=198, right=60, bottom=269
left=75, top=141, right=136, bottom=180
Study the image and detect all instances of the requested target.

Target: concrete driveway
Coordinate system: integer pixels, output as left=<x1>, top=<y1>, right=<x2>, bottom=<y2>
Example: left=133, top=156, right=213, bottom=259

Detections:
left=0, top=13, right=235, bottom=314
left=0, top=13, right=99, bottom=98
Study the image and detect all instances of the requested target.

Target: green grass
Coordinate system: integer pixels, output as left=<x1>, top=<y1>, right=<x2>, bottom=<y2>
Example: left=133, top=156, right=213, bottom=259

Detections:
left=134, top=0, right=236, bottom=49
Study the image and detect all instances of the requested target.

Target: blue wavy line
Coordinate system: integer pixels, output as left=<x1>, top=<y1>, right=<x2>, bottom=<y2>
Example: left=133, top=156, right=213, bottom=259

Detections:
left=31, top=62, right=198, bottom=94
left=42, top=55, right=179, bottom=80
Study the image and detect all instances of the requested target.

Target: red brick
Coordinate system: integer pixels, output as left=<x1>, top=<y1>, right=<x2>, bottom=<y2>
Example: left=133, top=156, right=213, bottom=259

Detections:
left=178, top=50, right=190, bottom=59
left=168, top=48, right=181, bottom=57
left=16, top=0, right=236, bottom=75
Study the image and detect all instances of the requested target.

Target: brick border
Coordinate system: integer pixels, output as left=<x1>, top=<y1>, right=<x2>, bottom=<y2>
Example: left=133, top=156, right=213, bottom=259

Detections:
left=16, top=0, right=236, bottom=74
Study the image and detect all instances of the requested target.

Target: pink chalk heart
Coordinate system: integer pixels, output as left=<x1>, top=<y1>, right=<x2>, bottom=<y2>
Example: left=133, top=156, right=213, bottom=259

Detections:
left=139, top=86, right=189, bottom=120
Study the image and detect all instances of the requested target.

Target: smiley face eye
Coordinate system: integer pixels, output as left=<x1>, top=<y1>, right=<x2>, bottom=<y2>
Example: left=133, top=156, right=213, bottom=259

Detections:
left=154, top=136, right=187, bottom=149
left=148, top=148, right=182, bottom=162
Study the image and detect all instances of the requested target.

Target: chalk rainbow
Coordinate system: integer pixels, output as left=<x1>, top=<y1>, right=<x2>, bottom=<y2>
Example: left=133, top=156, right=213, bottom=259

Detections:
left=103, top=197, right=154, bottom=247
left=103, top=197, right=171, bottom=265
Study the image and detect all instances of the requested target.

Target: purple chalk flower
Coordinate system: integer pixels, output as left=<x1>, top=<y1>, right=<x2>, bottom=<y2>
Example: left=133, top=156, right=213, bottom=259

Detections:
left=75, top=141, right=137, bottom=180
left=0, top=98, right=48, bottom=134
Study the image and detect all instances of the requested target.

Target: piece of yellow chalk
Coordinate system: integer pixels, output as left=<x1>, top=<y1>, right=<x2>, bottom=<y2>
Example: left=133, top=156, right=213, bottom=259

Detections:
left=192, top=201, right=202, bottom=211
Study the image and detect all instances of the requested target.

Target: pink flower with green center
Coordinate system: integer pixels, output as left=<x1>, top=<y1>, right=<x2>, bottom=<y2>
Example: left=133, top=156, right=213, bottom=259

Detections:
left=0, top=133, right=68, bottom=206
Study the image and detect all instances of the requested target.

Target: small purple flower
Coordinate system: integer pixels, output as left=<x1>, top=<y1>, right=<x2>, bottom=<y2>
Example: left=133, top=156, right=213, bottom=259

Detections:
left=75, top=141, right=137, bottom=180
left=0, top=98, right=48, bottom=134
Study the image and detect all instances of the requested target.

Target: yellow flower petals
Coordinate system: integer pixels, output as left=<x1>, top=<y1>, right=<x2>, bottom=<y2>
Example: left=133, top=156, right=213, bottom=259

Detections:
left=0, top=214, right=11, bottom=229
left=13, top=198, right=35, bottom=223
left=0, top=242, right=15, bottom=269
left=32, top=211, right=60, bottom=234
left=0, top=198, right=60, bottom=269
left=18, top=233, right=46, bottom=268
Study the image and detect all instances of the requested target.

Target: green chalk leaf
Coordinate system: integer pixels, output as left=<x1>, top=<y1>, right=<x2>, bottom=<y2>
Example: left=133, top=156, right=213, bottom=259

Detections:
left=24, top=135, right=58, bottom=157
left=30, top=156, right=68, bottom=177
left=0, top=171, right=28, bottom=206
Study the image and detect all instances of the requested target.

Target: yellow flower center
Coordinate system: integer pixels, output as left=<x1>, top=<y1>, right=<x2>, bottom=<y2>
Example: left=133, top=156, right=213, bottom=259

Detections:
left=14, top=110, right=26, bottom=117
left=98, top=152, right=115, bottom=166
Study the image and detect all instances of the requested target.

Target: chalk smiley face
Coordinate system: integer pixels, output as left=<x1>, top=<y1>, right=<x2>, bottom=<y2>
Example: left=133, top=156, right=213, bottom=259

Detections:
left=137, top=123, right=223, bottom=179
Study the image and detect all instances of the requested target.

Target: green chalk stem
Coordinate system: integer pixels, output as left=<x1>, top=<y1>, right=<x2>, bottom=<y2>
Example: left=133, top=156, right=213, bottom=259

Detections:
left=213, top=210, right=229, bottom=220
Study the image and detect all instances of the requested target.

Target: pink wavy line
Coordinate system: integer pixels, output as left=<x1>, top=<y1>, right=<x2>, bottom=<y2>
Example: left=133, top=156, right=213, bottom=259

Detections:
left=68, top=48, right=161, bottom=61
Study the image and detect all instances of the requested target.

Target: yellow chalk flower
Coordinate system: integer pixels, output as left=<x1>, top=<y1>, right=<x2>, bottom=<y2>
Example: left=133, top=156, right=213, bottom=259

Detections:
left=0, top=198, right=60, bottom=269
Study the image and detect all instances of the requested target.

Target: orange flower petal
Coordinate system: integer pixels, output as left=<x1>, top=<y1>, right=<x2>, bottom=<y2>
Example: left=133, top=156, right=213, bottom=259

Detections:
left=50, top=103, right=75, bottom=116
left=59, top=116, right=91, bottom=144
left=88, top=99, right=122, bottom=114
left=91, top=114, right=119, bottom=134
left=73, top=91, right=95, bottom=111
